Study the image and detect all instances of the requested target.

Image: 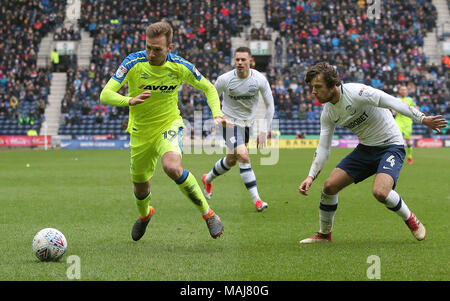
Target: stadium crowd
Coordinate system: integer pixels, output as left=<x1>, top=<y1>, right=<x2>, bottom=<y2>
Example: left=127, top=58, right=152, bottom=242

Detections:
left=0, top=0, right=448, bottom=137
left=0, top=0, right=66, bottom=135
left=53, top=24, right=81, bottom=41
left=264, top=0, right=449, bottom=123
left=57, top=0, right=251, bottom=135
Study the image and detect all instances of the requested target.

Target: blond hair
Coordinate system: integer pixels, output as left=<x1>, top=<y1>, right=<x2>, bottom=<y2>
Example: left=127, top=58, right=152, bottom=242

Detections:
left=146, top=21, right=173, bottom=46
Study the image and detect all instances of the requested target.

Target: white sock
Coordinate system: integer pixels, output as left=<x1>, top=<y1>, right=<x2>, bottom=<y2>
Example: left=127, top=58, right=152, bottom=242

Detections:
left=206, top=157, right=231, bottom=182
left=385, top=190, right=411, bottom=221
left=239, top=162, right=260, bottom=204
left=319, top=190, right=338, bottom=234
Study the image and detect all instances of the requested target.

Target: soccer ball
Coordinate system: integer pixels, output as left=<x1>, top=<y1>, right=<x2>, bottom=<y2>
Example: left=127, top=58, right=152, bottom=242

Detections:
left=32, top=228, right=67, bottom=262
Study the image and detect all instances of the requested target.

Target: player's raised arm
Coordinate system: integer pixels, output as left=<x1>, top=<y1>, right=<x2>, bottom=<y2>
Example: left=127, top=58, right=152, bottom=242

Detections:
left=377, top=90, right=448, bottom=132
left=100, top=53, right=137, bottom=107
left=186, top=67, right=233, bottom=128
left=200, top=78, right=222, bottom=117
left=100, top=77, right=153, bottom=107
left=212, top=75, right=233, bottom=128
left=100, top=78, right=132, bottom=107
left=100, top=51, right=152, bottom=107
left=201, top=77, right=233, bottom=127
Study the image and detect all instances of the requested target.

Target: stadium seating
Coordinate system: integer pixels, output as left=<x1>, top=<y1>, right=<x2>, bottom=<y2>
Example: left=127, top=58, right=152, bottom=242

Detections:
left=0, top=0, right=66, bottom=135
left=59, top=0, right=252, bottom=137
left=264, top=0, right=449, bottom=136
left=0, top=0, right=448, bottom=139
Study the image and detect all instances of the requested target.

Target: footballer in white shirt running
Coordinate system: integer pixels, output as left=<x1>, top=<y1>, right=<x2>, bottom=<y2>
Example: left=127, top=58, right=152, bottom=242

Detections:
left=298, top=62, right=447, bottom=243
left=202, top=47, right=275, bottom=212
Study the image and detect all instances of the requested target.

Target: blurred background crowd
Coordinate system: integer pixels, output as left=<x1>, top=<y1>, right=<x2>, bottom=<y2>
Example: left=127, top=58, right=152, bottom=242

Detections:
left=0, top=0, right=448, bottom=137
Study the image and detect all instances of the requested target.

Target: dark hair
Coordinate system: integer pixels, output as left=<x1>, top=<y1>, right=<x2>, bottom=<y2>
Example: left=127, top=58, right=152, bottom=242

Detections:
left=146, top=21, right=173, bottom=46
left=234, top=46, right=252, bottom=57
left=305, top=62, right=341, bottom=88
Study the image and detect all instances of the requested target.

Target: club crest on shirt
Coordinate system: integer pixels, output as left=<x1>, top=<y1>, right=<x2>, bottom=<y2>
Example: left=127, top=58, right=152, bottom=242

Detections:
left=248, top=84, right=257, bottom=94
left=359, top=87, right=374, bottom=99
left=115, top=65, right=127, bottom=78
left=167, top=73, right=179, bottom=80
left=358, top=87, right=365, bottom=96
left=345, top=105, right=356, bottom=115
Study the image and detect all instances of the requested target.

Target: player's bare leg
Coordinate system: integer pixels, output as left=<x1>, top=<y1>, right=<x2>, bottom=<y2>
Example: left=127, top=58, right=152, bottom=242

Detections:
left=161, top=151, right=184, bottom=180
left=134, top=180, right=152, bottom=199
left=373, top=173, right=425, bottom=240
left=162, top=152, right=224, bottom=238
left=372, top=173, right=395, bottom=204
left=300, top=168, right=353, bottom=244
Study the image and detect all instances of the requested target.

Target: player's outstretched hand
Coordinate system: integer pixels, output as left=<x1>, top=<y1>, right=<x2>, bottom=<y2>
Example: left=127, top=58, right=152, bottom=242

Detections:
left=422, top=115, right=448, bottom=133
left=214, top=116, right=234, bottom=128
left=129, top=90, right=152, bottom=106
left=299, top=176, right=314, bottom=196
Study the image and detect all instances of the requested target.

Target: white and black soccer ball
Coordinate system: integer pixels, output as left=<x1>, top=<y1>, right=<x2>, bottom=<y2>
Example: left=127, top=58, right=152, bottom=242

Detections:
left=32, top=228, right=67, bottom=262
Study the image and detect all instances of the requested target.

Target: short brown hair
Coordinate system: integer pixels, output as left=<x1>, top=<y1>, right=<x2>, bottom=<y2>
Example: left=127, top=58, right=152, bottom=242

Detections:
left=305, top=62, right=341, bottom=88
left=146, top=21, right=173, bottom=46
left=234, top=46, right=252, bottom=57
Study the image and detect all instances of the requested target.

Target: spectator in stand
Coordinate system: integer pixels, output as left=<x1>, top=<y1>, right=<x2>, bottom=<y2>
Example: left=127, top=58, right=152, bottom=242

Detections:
left=306, top=105, right=316, bottom=121
left=27, top=128, right=38, bottom=136
left=95, top=110, right=105, bottom=124
left=65, top=114, right=73, bottom=126
left=73, top=112, right=82, bottom=125
left=420, top=102, right=430, bottom=114
left=109, top=107, right=119, bottom=120
left=183, top=102, right=195, bottom=122
left=63, top=0, right=248, bottom=136
left=51, top=48, right=60, bottom=72
left=0, top=0, right=59, bottom=135
left=298, top=103, right=307, bottom=120
left=35, top=98, right=46, bottom=119
left=0, top=102, right=7, bottom=118
left=442, top=55, right=450, bottom=69
left=263, top=0, right=446, bottom=124
left=27, top=109, right=37, bottom=125
left=9, top=96, right=19, bottom=111
left=93, top=101, right=107, bottom=114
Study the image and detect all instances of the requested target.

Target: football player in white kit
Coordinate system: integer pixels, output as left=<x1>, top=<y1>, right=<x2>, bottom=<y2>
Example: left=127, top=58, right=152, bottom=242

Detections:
left=202, top=47, right=275, bottom=212
left=298, top=62, right=447, bottom=243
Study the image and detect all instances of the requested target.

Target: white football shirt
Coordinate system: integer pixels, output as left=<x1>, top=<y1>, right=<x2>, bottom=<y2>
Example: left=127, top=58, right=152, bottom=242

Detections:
left=321, top=83, right=404, bottom=146
left=214, top=68, right=274, bottom=131
left=307, top=83, right=405, bottom=179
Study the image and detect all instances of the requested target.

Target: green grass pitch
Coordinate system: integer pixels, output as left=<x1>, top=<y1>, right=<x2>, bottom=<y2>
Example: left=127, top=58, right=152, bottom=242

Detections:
left=0, top=147, right=448, bottom=281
